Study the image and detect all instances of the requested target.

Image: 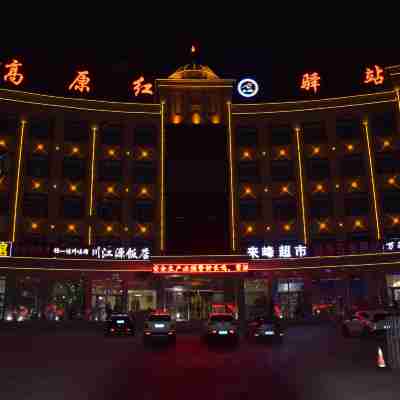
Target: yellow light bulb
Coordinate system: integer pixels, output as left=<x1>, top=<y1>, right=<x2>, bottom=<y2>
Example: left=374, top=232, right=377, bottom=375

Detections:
left=31, top=222, right=38, bottom=230
left=36, top=143, right=44, bottom=151
left=142, top=150, right=148, bottom=158
left=279, top=149, right=286, bottom=156
left=393, top=217, right=399, bottom=225
left=140, top=226, right=147, bottom=233
left=0, top=140, right=6, bottom=147
left=355, top=220, right=362, bottom=227
left=316, top=184, right=323, bottom=191
left=106, top=225, right=113, bottom=232
left=246, top=226, right=253, bottom=233
left=383, top=140, right=390, bottom=148
left=284, top=224, right=291, bottom=231
left=313, top=147, right=320, bottom=154
left=347, top=144, right=354, bottom=151
left=108, top=149, right=115, bottom=156
left=107, top=186, right=114, bottom=193
left=68, top=224, right=76, bottom=231
left=33, top=181, right=41, bottom=189
left=351, top=181, right=358, bottom=188
left=72, top=147, right=79, bottom=154
left=70, top=184, right=77, bottom=192
left=388, top=177, right=396, bottom=185
left=319, top=222, right=327, bottom=230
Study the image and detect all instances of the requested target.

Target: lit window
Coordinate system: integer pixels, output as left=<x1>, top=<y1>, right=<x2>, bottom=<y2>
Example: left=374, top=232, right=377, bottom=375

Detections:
left=172, top=115, right=182, bottom=125
left=192, top=113, right=201, bottom=125
left=125, top=187, right=129, bottom=193
left=211, top=114, right=220, bottom=124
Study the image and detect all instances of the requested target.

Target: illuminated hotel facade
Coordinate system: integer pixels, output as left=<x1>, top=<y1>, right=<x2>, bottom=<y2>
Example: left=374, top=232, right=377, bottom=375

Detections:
left=1, top=62, right=400, bottom=321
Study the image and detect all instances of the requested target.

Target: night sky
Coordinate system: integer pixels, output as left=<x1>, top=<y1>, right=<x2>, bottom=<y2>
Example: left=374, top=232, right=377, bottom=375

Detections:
left=1, top=41, right=399, bottom=103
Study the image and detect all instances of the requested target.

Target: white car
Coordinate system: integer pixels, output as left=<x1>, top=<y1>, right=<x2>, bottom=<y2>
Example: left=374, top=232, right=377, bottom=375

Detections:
left=143, top=312, right=176, bottom=344
left=204, top=313, right=239, bottom=344
left=342, top=310, right=391, bottom=337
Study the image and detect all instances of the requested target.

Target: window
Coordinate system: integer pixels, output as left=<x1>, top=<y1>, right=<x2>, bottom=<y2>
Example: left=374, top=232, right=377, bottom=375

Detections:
left=270, top=161, right=294, bottom=181
left=310, top=198, right=333, bottom=218
left=23, top=194, right=48, bottom=218
left=370, top=112, right=396, bottom=137
left=97, top=199, right=121, bottom=220
left=0, top=114, right=18, bottom=135
left=0, top=194, right=9, bottom=215
left=134, top=126, right=157, bottom=146
left=344, top=195, right=370, bottom=216
left=239, top=200, right=260, bottom=220
left=238, top=162, right=259, bottom=183
left=63, top=158, right=87, bottom=180
left=270, top=125, right=292, bottom=146
left=100, top=124, right=123, bottom=145
left=26, top=156, right=49, bottom=178
left=236, top=127, right=258, bottom=147
left=375, top=154, right=400, bottom=174
left=61, top=196, right=85, bottom=218
left=306, top=159, right=331, bottom=180
left=340, top=156, right=365, bottom=177
left=64, top=120, right=89, bottom=142
left=133, top=161, right=156, bottom=184
left=382, top=194, right=400, bottom=213
left=29, top=119, right=53, bottom=139
left=336, top=118, right=361, bottom=139
left=302, top=122, right=327, bottom=144
left=132, top=202, right=154, bottom=222
left=99, top=160, right=122, bottom=181
left=273, top=199, right=297, bottom=219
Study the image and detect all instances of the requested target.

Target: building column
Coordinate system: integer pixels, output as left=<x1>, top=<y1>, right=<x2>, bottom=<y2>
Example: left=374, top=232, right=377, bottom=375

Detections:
left=83, top=275, right=92, bottom=320
left=4, top=271, right=17, bottom=316
left=155, top=276, right=165, bottom=310
left=236, top=277, right=246, bottom=334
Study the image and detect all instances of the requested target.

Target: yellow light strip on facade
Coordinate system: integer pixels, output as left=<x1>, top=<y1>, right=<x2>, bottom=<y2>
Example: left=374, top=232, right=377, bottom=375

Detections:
left=88, top=126, right=97, bottom=246
left=395, top=88, right=400, bottom=113
left=160, top=102, right=165, bottom=252
left=11, top=120, right=26, bottom=242
left=295, top=127, right=308, bottom=245
left=227, top=101, right=236, bottom=251
left=364, top=120, right=381, bottom=240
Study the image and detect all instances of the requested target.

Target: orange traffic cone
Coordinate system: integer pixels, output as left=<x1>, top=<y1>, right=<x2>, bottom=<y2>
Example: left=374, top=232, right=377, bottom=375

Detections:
left=377, top=347, right=386, bottom=368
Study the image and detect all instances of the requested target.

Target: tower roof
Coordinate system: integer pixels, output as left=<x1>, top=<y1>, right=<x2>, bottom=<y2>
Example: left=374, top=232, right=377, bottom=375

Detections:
left=168, top=64, right=220, bottom=80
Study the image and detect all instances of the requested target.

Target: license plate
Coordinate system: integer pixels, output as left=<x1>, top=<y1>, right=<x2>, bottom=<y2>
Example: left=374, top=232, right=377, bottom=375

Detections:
left=155, top=324, right=165, bottom=328
left=116, top=320, right=125, bottom=324
left=218, top=330, right=228, bottom=335
left=264, top=331, right=274, bottom=335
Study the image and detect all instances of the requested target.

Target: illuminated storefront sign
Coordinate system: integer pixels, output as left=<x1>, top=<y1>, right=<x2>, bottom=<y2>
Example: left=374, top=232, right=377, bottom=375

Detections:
left=237, top=78, right=259, bottom=98
left=68, top=70, right=91, bottom=93
left=0, top=241, right=13, bottom=257
left=153, top=263, right=249, bottom=274
left=132, top=76, right=153, bottom=96
left=300, top=72, right=320, bottom=94
left=364, top=65, right=384, bottom=85
left=383, top=240, right=400, bottom=251
left=247, top=244, right=308, bottom=259
left=52, top=246, right=150, bottom=260
left=4, top=59, right=24, bottom=86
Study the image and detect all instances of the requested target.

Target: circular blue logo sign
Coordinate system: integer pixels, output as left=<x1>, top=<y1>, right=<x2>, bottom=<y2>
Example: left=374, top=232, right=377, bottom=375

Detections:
left=238, top=78, right=259, bottom=98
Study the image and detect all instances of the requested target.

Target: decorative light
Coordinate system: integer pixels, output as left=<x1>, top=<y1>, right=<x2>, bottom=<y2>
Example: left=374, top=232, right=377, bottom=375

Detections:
left=125, top=187, right=129, bottom=193
left=50, top=224, right=55, bottom=230
left=351, top=181, right=358, bottom=189
left=266, top=226, right=271, bottom=231
left=68, top=224, right=76, bottom=232
left=264, top=187, right=269, bottom=193
left=347, top=144, right=354, bottom=151
left=108, top=149, right=115, bottom=156
left=140, top=187, right=148, bottom=195
left=281, top=185, right=289, bottom=193
left=33, top=181, right=41, bottom=189
left=53, top=184, right=57, bottom=189
left=141, top=150, right=148, bottom=158
left=55, top=145, right=60, bottom=151
left=316, top=184, right=324, bottom=192
left=279, top=149, right=287, bottom=157
left=36, top=143, right=44, bottom=151
left=140, top=225, right=147, bottom=233
left=245, top=187, right=252, bottom=195
left=72, top=146, right=79, bottom=154
left=192, top=113, right=201, bottom=125
left=364, top=65, right=384, bottom=85
left=172, top=115, right=182, bottom=124
left=246, top=226, right=254, bottom=233
left=354, top=220, right=362, bottom=228
left=68, top=70, right=91, bottom=93
left=393, top=217, right=400, bottom=225
left=124, top=226, right=129, bottom=232
left=211, top=114, right=220, bottom=124
left=388, top=177, right=396, bottom=185
left=383, top=140, right=391, bottom=148
left=70, top=184, right=77, bottom=192
left=300, top=72, right=320, bottom=93
left=284, top=224, right=291, bottom=231
left=243, top=151, right=250, bottom=158
left=106, top=225, right=113, bottom=232
left=319, top=222, right=327, bottom=230
left=107, top=186, right=114, bottom=194
left=126, top=151, right=131, bottom=156
left=338, top=222, right=344, bottom=227
left=313, top=146, right=320, bottom=155
left=261, top=151, right=266, bottom=156
left=31, top=222, right=38, bottom=230
left=335, top=184, right=340, bottom=189
left=237, top=78, right=259, bottom=98
left=331, top=146, right=336, bottom=151
left=0, top=140, right=6, bottom=147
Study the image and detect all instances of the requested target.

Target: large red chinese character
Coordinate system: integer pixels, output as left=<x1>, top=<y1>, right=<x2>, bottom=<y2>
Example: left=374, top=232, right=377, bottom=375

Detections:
left=364, top=65, right=384, bottom=85
left=68, top=71, right=90, bottom=93
left=132, top=76, right=153, bottom=96
left=301, top=72, right=320, bottom=94
left=4, top=59, right=24, bottom=86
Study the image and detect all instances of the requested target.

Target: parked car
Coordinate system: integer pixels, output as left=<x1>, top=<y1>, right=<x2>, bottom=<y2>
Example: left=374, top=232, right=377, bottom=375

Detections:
left=247, top=315, right=284, bottom=343
left=105, top=314, right=135, bottom=337
left=204, top=313, right=239, bottom=344
left=342, top=310, right=392, bottom=337
left=143, top=311, right=176, bottom=344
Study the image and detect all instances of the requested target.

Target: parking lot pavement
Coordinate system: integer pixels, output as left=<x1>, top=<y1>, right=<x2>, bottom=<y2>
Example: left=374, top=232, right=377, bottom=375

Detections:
left=0, top=323, right=399, bottom=400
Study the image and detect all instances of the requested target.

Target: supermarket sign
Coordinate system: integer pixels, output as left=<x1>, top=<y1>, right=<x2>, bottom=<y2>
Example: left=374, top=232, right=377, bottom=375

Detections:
left=52, top=246, right=150, bottom=260
left=247, top=244, right=308, bottom=259
left=0, top=241, right=12, bottom=257
left=153, top=263, right=249, bottom=274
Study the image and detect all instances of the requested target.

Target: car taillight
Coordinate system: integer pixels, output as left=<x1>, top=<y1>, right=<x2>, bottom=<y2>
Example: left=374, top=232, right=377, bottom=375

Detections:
left=110, top=328, right=115, bottom=332
left=229, top=329, right=235, bottom=334
left=212, top=330, right=217, bottom=334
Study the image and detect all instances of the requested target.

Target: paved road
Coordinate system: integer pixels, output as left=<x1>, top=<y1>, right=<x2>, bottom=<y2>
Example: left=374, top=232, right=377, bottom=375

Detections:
left=0, top=323, right=398, bottom=400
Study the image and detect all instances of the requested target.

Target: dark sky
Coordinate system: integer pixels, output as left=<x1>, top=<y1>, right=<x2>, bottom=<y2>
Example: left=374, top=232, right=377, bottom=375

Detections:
left=1, top=40, right=399, bottom=103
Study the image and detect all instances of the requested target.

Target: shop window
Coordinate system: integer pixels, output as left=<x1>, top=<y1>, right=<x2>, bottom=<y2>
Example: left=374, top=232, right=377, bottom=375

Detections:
left=336, top=118, right=361, bottom=140
left=270, top=160, right=294, bottom=181
left=344, top=195, right=370, bottom=216
left=61, top=196, right=85, bottom=219
left=23, top=194, right=48, bottom=218
left=370, top=111, right=397, bottom=137
left=64, top=120, right=89, bottom=142
left=63, top=158, right=87, bottom=180
left=99, top=160, right=122, bottom=181
left=238, top=162, right=259, bottom=183
left=236, top=127, right=258, bottom=147
left=132, top=201, right=154, bottom=222
left=239, top=200, right=260, bottom=220
left=100, top=124, right=123, bottom=145
left=134, top=126, right=157, bottom=146
left=97, top=199, right=121, bottom=220
left=29, top=119, right=53, bottom=139
left=310, top=197, right=333, bottom=218
left=26, top=156, right=49, bottom=178
left=273, top=199, right=297, bottom=219
left=270, top=125, right=292, bottom=146
left=340, top=156, right=365, bottom=177
left=306, top=159, right=331, bottom=180
left=302, top=121, right=327, bottom=144
left=133, top=161, right=156, bottom=184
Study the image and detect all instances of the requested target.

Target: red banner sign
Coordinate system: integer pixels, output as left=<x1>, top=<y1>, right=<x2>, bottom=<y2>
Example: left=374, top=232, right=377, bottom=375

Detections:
left=153, top=263, right=249, bottom=274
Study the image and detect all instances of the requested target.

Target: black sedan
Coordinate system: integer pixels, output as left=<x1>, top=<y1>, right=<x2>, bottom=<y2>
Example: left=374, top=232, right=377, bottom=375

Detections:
left=105, top=314, right=135, bottom=337
left=246, top=316, right=284, bottom=343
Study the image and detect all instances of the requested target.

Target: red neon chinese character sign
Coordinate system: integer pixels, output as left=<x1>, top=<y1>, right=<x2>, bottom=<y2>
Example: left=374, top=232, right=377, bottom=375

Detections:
left=364, top=65, right=384, bottom=85
left=132, top=76, right=153, bottom=96
left=300, top=72, right=320, bottom=94
left=4, top=59, right=24, bottom=86
left=152, top=263, right=249, bottom=274
left=68, top=71, right=91, bottom=93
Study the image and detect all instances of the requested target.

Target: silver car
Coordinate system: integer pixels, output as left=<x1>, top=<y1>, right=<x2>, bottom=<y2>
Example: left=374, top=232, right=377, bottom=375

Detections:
left=143, top=312, right=176, bottom=344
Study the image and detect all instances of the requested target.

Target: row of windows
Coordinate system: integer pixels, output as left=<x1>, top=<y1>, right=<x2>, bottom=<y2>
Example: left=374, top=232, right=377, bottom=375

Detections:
left=239, top=193, right=400, bottom=220
left=26, top=157, right=157, bottom=182
left=236, top=113, right=397, bottom=146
